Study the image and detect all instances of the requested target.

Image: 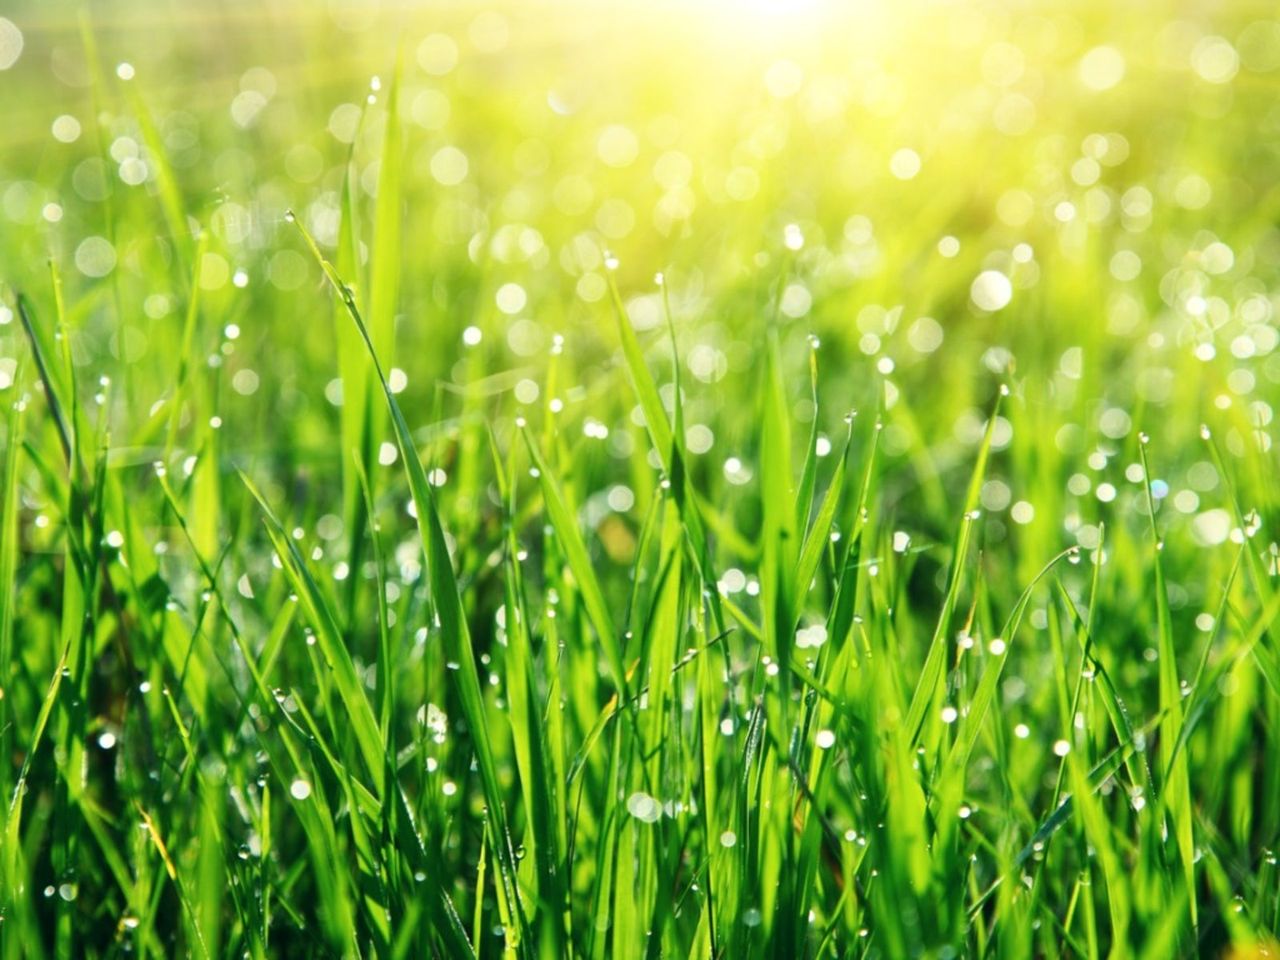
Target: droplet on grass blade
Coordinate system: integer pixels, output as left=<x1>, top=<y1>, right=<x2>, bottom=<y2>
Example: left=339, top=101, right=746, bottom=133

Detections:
left=627, top=791, right=660, bottom=823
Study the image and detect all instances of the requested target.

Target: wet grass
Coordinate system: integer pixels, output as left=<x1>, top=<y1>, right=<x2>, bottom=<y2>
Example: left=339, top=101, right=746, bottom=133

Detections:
left=2, top=1, right=1280, bottom=957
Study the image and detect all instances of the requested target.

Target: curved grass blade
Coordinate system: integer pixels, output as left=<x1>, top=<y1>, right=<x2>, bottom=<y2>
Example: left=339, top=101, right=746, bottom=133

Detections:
left=904, top=388, right=1004, bottom=747
left=289, top=213, right=529, bottom=953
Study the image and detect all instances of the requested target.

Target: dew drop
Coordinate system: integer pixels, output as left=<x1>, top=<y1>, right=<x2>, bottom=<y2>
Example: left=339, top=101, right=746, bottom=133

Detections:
left=626, top=791, right=660, bottom=823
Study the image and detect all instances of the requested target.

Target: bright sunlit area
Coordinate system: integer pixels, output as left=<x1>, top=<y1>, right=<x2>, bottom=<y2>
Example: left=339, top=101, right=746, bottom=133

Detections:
left=2, top=0, right=1280, bottom=957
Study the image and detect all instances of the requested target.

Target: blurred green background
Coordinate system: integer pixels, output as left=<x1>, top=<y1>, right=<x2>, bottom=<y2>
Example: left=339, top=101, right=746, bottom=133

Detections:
left=3, top=0, right=1279, bottom=621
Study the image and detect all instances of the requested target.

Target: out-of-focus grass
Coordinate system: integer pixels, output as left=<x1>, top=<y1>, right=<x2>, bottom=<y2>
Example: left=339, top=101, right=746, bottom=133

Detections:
left=2, top=0, right=1280, bottom=956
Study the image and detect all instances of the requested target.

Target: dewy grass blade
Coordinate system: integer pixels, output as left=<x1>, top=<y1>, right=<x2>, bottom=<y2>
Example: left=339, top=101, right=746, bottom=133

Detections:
left=290, top=213, right=529, bottom=952
left=904, top=387, right=1004, bottom=748
left=16, top=294, right=72, bottom=467
left=520, top=427, right=629, bottom=704
left=164, top=230, right=208, bottom=461
left=608, top=268, right=726, bottom=632
left=605, top=269, right=672, bottom=467
left=0, top=359, right=23, bottom=789
left=1137, top=436, right=1196, bottom=930
left=239, top=473, right=387, bottom=794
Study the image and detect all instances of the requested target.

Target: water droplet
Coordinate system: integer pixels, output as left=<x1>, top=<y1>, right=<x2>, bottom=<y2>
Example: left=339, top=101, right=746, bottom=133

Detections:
left=627, top=791, right=660, bottom=823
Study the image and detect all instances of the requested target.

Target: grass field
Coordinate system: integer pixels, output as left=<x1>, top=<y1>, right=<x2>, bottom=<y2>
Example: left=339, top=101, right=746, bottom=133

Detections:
left=2, top=1, right=1280, bottom=956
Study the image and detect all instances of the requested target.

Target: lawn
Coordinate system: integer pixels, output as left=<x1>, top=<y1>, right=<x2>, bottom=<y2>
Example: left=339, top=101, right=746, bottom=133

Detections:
left=2, top=1, right=1280, bottom=957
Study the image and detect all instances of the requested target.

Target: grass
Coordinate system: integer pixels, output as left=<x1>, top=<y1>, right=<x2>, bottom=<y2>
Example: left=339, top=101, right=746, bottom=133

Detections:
left=2, top=0, right=1280, bottom=956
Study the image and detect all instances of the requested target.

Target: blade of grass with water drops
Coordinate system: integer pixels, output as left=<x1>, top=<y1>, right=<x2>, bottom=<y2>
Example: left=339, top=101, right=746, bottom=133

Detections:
left=605, top=269, right=672, bottom=465
left=630, top=501, right=686, bottom=953
left=495, top=439, right=570, bottom=954
left=904, top=388, right=1004, bottom=749
left=1066, top=726, right=1132, bottom=953
left=0, top=367, right=23, bottom=809
left=290, top=214, right=529, bottom=953
left=825, top=410, right=880, bottom=659
left=657, top=271, right=726, bottom=629
left=1052, top=576, right=1156, bottom=806
left=793, top=416, right=854, bottom=635
left=794, top=340, right=822, bottom=540
left=775, top=355, right=853, bottom=954
left=609, top=270, right=726, bottom=639
left=360, top=57, right=404, bottom=612
left=3, top=641, right=69, bottom=940
left=162, top=470, right=469, bottom=957
left=1201, top=422, right=1280, bottom=848
left=520, top=427, right=630, bottom=708
left=333, top=155, right=372, bottom=623
left=21, top=277, right=104, bottom=957
left=16, top=292, right=74, bottom=470
left=758, top=330, right=797, bottom=722
left=968, top=724, right=1148, bottom=918
left=944, top=546, right=1078, bottom=778
left=163, top=231, right=208, bottom=461
left=1137, top=437, right=1196, bottom=931
left=240, top=473, right=386, bottom=794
